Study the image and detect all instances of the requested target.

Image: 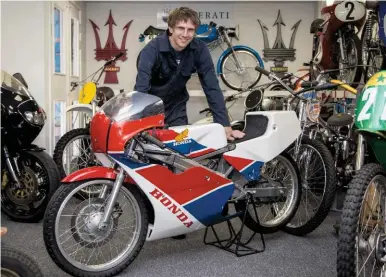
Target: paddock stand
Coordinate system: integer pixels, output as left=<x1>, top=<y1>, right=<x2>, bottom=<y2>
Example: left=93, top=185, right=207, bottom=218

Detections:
left=203, top=193, right=265, bottom=257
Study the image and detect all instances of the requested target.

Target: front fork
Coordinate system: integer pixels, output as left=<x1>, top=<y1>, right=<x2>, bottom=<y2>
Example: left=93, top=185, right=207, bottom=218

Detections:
left=2, top=146, right=22, bottom=188
left=98, top=167, right=126, bottom=230
left=355, top=134, right=366, bottom=171
left=337, top=29, right=347, bottom=78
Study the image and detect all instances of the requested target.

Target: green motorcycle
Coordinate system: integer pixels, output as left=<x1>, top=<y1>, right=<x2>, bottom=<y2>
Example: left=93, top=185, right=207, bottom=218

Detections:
left=337, top=70, right=386, bottom=277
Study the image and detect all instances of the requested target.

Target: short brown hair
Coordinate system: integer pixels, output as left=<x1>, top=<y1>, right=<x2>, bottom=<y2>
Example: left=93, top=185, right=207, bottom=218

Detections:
left=167, top=7, right=200, bottom=29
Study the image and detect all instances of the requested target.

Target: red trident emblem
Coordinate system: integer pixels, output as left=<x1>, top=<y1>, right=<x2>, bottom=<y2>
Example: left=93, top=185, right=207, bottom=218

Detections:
left=89, top=10, right=133, bottom=84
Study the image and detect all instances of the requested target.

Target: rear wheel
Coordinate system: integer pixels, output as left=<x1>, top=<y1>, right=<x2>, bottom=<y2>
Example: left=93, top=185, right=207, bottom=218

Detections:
left=43, top=179, right=148, bottom=277
left=234, top=152, right=301, bottom=234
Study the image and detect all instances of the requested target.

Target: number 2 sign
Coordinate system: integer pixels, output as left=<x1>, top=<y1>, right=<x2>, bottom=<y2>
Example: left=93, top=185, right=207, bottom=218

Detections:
left=334, top=1, right=366, bottom=23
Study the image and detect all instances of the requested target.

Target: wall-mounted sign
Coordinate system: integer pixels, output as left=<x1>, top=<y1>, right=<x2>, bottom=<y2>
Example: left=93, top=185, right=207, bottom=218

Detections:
left=89, top=10, right=133, bottom=84
left=257, top=10, right=301, bottom=76
left=157, top=4, right=233, bottom=28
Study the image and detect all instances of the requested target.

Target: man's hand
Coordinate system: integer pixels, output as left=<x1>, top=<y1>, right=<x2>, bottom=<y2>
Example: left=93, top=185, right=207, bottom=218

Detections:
left=224, top=126, right=245, bottom=141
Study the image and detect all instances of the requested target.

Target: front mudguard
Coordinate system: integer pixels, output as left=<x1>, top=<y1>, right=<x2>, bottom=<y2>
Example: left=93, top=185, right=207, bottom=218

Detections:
left=66, top=104, right=94, bottom=117
left=61, top=166, right=134, bottom=184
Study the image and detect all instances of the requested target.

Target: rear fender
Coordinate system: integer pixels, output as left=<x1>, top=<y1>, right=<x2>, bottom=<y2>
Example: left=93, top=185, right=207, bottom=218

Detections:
left=61, top=166, right=134, bottom=184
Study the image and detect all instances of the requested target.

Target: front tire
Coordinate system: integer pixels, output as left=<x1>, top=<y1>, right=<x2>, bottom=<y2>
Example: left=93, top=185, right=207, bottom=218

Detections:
left=337, top=163, right=386, bottom=277
left=1, top=246, right=44, bottom=277
left=284, top=137, right=337, bottom=236
left=220, top=49, right=263, bottom=91
left=1, top=150, right=61, bottom=223
left=43, top=180, right=148, bottom=277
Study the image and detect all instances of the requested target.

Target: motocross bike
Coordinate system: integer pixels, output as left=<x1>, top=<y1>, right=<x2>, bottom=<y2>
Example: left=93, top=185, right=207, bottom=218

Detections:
left=43, top=88, right=303, bottom=276
left=53, top=53, right=123, bottom=197
left=1, top=70, right=61, bottom=222
left=138, top=21, right=265, bottom=91
left=361, top=0, right=386, bottom=82
left=337, top=70, right=386, bottom=277
left=1, top=227, right=44, bottom=277
left=309, top=0, right=366, bottom=88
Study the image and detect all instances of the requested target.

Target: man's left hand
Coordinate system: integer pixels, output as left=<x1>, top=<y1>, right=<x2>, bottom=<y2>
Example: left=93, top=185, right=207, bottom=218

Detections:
left=224, top=126, right=245, bottom=141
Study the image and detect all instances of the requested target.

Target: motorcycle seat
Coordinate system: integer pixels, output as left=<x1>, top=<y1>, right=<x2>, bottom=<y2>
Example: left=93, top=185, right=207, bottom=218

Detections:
left=143, top=25, right=166, bottom=36
left=233, top=114, right=268, bottom=143
left=327, top=113, right=353, bottom=126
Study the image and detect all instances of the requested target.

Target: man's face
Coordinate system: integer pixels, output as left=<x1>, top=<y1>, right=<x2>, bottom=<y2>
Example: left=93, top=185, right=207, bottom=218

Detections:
left=168, top=19, right=196, bottom=51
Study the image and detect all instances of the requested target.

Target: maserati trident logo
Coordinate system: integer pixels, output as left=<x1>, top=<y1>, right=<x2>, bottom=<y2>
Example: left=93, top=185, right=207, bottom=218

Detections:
left=257, top=10, right=301, bottom=75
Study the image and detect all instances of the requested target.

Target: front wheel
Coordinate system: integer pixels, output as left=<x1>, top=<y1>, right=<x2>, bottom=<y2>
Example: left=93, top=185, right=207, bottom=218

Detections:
left=284, top=137, right=337, bottom=236
left=220, top=49, right=263, bottom=91
left=1, top=246, right=44, bottom=277
left=337, top=163, right=386, bottom=277
left=336, top=32, right=363, bottom=89
left=1, top=150, right=61, bottom=223
left=234, top=152, right=301, bottom=234
left=43, top=179, right=148, bottom=277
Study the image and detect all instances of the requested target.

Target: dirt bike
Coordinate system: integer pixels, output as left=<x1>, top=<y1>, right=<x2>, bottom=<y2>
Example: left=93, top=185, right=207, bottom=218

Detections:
left=53, top=53, right=123, bottom=181
left=1, top=227, right=44, bottom=277
left=337, top=70, right=386, bottom=276
left=43, top=86, right=303, bottom=276
left=309, top=0, right=366, bottom=88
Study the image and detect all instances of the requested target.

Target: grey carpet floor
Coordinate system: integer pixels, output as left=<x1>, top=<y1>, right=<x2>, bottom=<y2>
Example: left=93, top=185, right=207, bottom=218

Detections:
left=1, top=210, right=340, bottom=277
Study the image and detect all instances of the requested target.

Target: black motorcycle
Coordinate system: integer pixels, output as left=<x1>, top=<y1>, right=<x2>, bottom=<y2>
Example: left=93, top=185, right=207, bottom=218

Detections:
left=1, top=70, right=61, bottom=222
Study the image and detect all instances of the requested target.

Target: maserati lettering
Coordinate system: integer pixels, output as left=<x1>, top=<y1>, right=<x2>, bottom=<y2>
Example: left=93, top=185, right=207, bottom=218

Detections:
left=149, top=188, right=193, bottom=228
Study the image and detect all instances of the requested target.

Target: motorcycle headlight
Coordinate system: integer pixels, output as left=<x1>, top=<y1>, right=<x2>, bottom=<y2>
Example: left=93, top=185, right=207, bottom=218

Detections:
left=24, top=109, right=46, bottom=126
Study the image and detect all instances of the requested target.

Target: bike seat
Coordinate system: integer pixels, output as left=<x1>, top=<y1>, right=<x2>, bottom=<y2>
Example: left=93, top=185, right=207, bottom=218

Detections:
left=143, top=25, right=166, bottom=36
left=327, top=113, right=353, bottom=126
left=233, top=114, right=269, bottom=143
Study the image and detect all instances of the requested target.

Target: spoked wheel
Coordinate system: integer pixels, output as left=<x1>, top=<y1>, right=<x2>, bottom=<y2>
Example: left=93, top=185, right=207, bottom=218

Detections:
left=336, top=33, right=362, bottom=89
left=234, top=152, right=301, bottom=234
left=220, top=49, right=263, bottom=90
left=361, top=16, right=385, bottom=83
left=53, top=128, right=105, bottom=199
left=284, top=137, right=337, bottom=236
left=43, top=180, right=148, bottom=277
left=1, top=151, right=60, bottom=222
left=337, top=163, right=386, bottom=277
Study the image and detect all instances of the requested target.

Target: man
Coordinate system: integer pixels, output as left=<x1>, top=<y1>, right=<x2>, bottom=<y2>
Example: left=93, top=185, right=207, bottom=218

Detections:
left=134, top=6, right=245, bottom=141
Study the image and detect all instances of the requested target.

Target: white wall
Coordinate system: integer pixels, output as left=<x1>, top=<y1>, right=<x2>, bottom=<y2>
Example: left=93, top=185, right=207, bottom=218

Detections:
left=85, top=1, right=318, bottom=93
left=1, top=1, right=48, bottom=148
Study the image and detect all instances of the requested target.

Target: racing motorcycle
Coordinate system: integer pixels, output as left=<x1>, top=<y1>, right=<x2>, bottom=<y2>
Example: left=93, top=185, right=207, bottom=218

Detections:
left=43, top=81, right=303, bottom=276
left=337, top=70, right=386, bottom=276
left=310, top=0, right=367, bottom=88
left=1, top=70, right=61, bottom=222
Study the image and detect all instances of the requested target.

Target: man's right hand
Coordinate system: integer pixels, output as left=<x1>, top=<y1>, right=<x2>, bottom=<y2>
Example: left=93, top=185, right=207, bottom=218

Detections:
left=224, top=126, right=245, bottom=141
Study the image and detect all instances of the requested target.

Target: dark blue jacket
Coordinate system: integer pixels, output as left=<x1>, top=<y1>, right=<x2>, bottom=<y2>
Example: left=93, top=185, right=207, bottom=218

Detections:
left=134, top=32, right=230, bottom=127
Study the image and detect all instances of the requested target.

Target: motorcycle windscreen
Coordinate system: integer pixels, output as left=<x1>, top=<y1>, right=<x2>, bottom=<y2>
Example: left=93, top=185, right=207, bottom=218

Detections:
left=100, top=90, right=164, bottom=122
left=354, top=71, right=386, bottom=131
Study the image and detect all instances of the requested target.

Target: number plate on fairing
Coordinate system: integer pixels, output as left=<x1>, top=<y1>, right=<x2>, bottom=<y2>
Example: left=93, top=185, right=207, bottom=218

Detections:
left=355, top=71, right=386, bottom=131
left=334, top=1, right=366, bottom=23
